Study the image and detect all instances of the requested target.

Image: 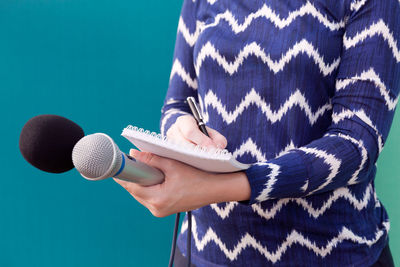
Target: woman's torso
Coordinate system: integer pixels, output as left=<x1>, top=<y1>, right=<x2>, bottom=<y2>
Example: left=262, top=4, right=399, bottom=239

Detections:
left=177, top=1, right=389, bottom=266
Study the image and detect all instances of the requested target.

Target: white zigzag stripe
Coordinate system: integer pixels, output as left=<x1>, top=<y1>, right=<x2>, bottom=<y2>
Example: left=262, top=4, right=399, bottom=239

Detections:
left=211, top=184, right=375, bottom=222
left=325, top=133, right=368, bottom=185
left=350, top=0, right=367, bottom=11
left=192, top=0, right=217, bottom=4
left=170, top=59, right=198, bottom=89
left=160, top=109, right=190, bottom=136
left=181, top=216, right=389, bottom=262
left=202, top=88, right=332, bottom=125
left=177, top=17, right=204, bottom=47
left=231, top=138, right=267, bottom=162
left=179, top=2, right=345, bottom=47
left=195, top=40, right=341, bottom=76
left=374, top=187, right=381, bottom=208
left=299, top=147, right=341, bottom=196
left=252, top=184, right=374, bottom=220
left=255, top=162, right=281, bottom=202
left=301, top=180, right=309, bottom=192
left=336, top=68, right=399, bottom=110
left=232, top=138, right=296, bottom=162
left=201, top=2, right=345, bottom=34
left=343, top=19, right=400, bottom=63
left=210, top=202, right=238, bottom=219
left=164, top=98, right=181, bottom=106
left=332, top=109, right=384, bottom=152
left=275, top=141, right=297, bottom=158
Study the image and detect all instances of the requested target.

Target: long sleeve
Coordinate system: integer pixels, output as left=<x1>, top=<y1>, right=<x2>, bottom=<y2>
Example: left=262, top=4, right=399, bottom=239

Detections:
left=243, top=0, right=400, bottom=204
left=159, top=0, right=199, bottom=136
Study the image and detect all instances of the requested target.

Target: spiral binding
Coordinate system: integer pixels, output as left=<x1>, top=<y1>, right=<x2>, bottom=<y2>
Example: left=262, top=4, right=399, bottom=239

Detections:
left=123, top=125, right=231, bottom=160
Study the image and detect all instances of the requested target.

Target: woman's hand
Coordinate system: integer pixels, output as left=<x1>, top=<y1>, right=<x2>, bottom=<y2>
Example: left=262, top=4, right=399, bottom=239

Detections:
left=113, top=149, right=251, bottom=217
left=114, top=115, right=250, bottom=217
left=166, top=115, right=227, bottom=149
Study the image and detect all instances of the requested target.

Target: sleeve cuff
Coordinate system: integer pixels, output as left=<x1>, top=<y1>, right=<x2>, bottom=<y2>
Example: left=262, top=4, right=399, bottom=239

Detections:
left=160, top=110, right=189, bottom=136
left=240, top=151, right=310, bottom=205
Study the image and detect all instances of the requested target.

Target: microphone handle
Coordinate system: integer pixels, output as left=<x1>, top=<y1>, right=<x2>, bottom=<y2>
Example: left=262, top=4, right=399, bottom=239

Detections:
left=113, top=153, right=165, bottom=186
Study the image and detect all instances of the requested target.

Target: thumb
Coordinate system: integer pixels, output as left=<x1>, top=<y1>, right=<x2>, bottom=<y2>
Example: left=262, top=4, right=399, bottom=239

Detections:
left=206, top=127, right=228, bottom=149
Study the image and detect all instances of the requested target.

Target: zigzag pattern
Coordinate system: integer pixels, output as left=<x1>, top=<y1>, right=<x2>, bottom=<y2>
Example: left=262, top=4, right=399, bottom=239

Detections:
left=180, top=216, right=389, bottom=263
left=332, top=109, right=384, bottom=152
left=350, top=0, right=367, bottom=11
left=160, top=108, right=190, bottom=136
left=211, top=183, right=374, bottom=221
left=177, top=17, right=203, bottom=47
left=343, top=19, right=400, bottom=63
left=299, top=147, right=341, bottom=195
left=336, top=68, right=399, bottom=110
left=232, top=138, right=267, bottom=162
left=255, top=162, right=281, bottom=202
left=202, top=88, right=332, bottom=125
left=373, top=187, right=381, bottom=208
left=195, top=40, right=341, bottom=76
left=179, top=2, right=345, bottom=47
left=192, top=0, right=217, bottom=4
left=252, top=184, right=374, bottom=220
left=210, top=133, right=368, bottom=219
left=166, top=1, right=395, bottom=264
left=231, top=138, right=296, bottom=162
left=210, top=139, right=296, bottom=219
left=169, top=59, right=198, bottom=89
left=210, top=202, right=238, bottom=219
left=164, top=98, right=181, bottom=106
left=201, top=2, right=345, bottom=33
left=325, top=133, right=368, bottom=185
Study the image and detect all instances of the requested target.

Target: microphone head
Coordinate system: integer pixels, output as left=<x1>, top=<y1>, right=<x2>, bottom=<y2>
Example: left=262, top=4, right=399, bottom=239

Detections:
left=19, top=114, right=84, bottom=173
left=72, top=133, right=122, bottom=180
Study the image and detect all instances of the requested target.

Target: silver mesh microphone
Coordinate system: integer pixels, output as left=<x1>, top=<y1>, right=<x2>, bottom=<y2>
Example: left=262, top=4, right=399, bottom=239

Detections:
left=72, top=133, right=164, bottom=185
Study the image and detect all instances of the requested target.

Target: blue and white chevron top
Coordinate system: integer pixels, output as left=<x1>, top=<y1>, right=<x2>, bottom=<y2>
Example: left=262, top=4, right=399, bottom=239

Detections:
left=160, top=0, right=400, bottom=266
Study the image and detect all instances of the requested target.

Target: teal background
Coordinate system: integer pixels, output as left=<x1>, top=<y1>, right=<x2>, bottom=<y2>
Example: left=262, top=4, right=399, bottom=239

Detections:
left=0, top=0, right=399, bottom=266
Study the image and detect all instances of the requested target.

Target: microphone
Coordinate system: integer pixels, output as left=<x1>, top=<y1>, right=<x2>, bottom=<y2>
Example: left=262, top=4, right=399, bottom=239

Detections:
left=19, top=114, right=85, bottom=173
left=19, top=114, right=164, bottom=185
left=72, top=133, right=164, bottom=185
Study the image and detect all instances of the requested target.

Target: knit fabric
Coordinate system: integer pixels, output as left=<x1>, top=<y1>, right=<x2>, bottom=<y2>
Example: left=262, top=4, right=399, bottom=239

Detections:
left=160, top=0, right=400, bottom=266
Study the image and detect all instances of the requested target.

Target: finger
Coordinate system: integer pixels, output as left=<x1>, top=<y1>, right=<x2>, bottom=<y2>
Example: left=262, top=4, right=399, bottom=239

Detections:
left=206, top=127, right=228, bottom=149
left=168, top=127, right=196, bottom=146
left=178, top=116, right=217, bottom=148
left=113, top=177, right=159, bottom=199
left=130, top=149, right=172, bottom=173
left=114, top=178, right=149, bottom=207
left=113, top=177, right=141, bottom=194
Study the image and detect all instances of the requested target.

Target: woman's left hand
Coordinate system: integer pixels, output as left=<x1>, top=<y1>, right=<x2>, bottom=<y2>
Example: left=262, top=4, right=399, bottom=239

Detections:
left=113, top=149, right=250, bottom=217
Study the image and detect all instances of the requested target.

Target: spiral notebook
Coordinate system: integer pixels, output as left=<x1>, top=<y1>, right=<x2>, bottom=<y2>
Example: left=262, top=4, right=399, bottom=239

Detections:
left=121, top=126, right=250, bottom=173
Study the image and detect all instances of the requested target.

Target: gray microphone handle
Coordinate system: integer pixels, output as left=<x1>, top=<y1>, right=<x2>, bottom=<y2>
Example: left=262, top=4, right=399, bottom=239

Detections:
left=114, top=153, right=165, bottom=186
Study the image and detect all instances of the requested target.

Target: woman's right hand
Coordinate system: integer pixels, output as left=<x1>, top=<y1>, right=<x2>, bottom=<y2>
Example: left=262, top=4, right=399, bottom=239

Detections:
left=166, top=115, right=227, bottom=149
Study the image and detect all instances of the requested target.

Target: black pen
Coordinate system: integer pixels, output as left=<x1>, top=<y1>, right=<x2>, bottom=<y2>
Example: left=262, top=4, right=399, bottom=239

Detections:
left=186, top=96, right=210, bottom=137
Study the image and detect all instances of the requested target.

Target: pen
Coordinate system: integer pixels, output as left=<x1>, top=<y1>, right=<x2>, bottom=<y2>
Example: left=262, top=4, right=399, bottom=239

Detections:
left=186, top=96, right=210, bottom=137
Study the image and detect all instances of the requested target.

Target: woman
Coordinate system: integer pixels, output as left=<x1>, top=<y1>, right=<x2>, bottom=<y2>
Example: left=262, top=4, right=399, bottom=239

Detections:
left=115, top=0, right=399, bottom=266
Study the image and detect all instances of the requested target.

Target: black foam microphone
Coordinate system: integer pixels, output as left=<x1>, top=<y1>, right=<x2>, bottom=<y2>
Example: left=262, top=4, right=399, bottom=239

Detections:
left=19, top=114, right=85, bottom=173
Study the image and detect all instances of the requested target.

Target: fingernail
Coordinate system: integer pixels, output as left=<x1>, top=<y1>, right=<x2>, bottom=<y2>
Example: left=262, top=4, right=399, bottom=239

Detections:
left=130, top=149, right=138, bottom=157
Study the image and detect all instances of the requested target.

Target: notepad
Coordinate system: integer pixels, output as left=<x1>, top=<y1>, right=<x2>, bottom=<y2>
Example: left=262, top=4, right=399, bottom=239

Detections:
left=121, top=125, right=250, bottom=173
